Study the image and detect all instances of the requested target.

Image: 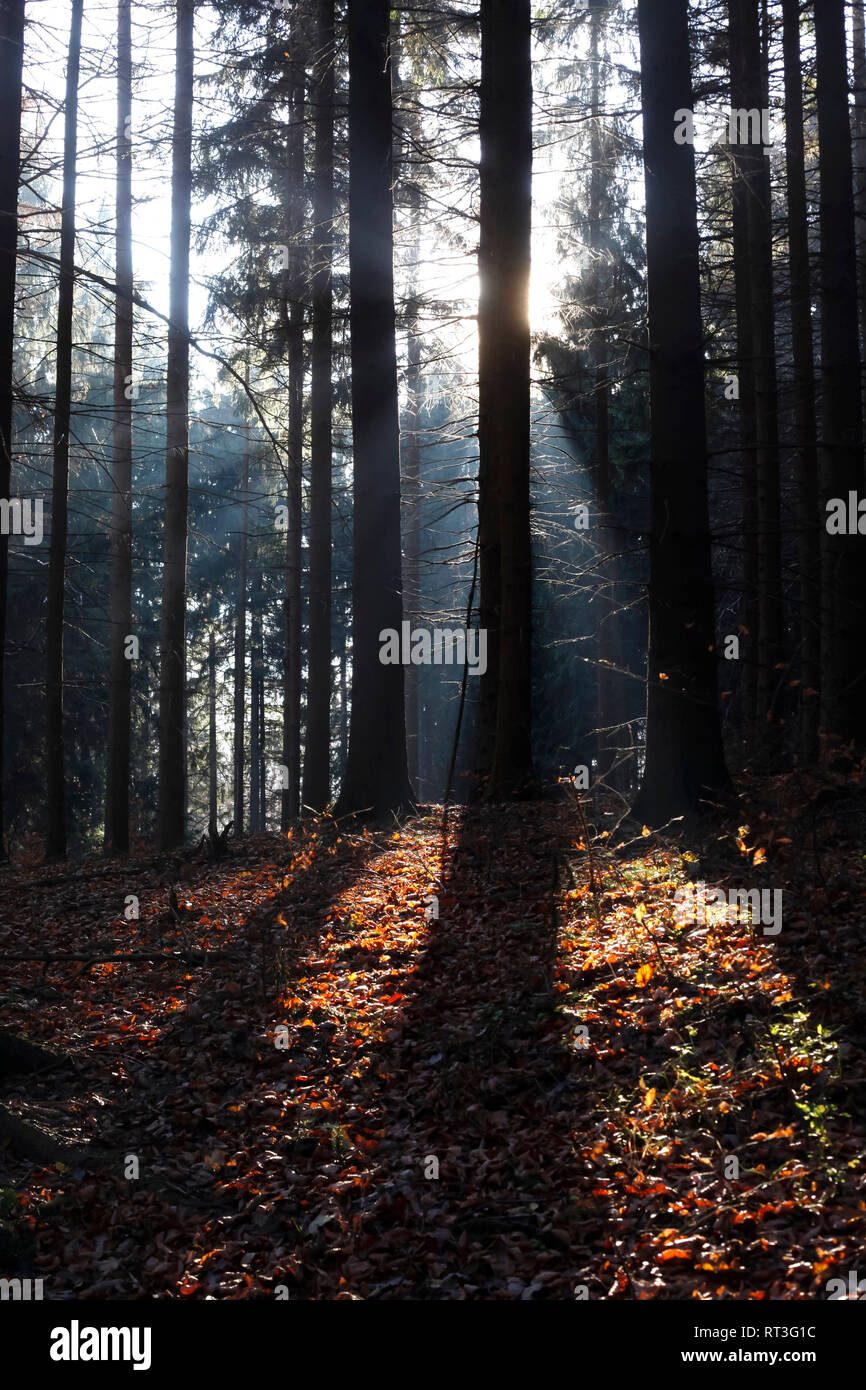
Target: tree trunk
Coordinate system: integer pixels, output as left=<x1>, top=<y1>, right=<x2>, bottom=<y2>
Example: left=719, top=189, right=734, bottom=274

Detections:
left=207, top=624, right=217, bottom=835
left=249, top=569, right=262, bottom=832
left=302, top=0, right=334, bottom=813
left=232, top=416, right=249, bottom=835
left=587, top=4, right=625, bottom=794
left=158, top=0, right=194, bottom=850
left=0, top=0, right=25, bottom=861
left=631, top=0, right=730, bottom=823
left=814, top=0, right=866, bottom=746
left=728, top=0, right=784, bottom=763
left=781, top=0, right=820, bottom=761
left=334, top=0, right=413, bottom=817
left=478, top=0, right=533, bottom=799
left=45, top=0, right=83, bottom=860
left=282, top=49, right=304, bottom=830
left=105, top=0, right=133, bottom=854
left=852, top=0, right=866, bottom=424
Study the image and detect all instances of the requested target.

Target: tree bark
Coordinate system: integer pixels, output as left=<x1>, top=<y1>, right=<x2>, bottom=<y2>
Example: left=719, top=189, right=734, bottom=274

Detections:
left=302, top=0, right=334, bottom=813
left=0, top=0, right=25, bottom=861
left=334, top=0, right=413, bottom=817
left=631, top=0, right=730, bottom=823
left=281, top=48, right=304, bottom=830
left=158, top=0, right=194, bottom=849
left=728, top=0, right=783, bottom=764
left=45, top=0, right=84, bottom=860
left=249, top=569, right=263, bottom=832
left=207, top=623, right=217, bottom=834
left=105, top=0, right=133, bottom=854
left=814, top=0, right=866, bottom=746
left=781, top=0, right=820, bottom=760
left=232, top=416, right=249, bottom=835
left=478, top=0, right=534, bottom=799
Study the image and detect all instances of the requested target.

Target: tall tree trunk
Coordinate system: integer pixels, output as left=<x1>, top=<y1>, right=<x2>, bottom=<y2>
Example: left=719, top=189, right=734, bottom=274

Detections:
left=478, top=0, right=533, bottom=799
left=402, top=278, right=422, bottom=789
left=339, top=639, right=348, bottom=777
left=207, top=623, right=217, bottom=835
left=334, top=0, right=413, bottom=817
left=282, top=47, right=304, bottom=829
left=232, top=417, right=249, bottom=835
left=587, top=4, right=624, bottom=793
left=728, top=0, right=784, bottom=763
left=302, top=0, right=334, bottom=813
left=631, top=0, right=730, bottom=823
left=249, top=568, right=262, bottom=833
left=852, top=0, right=866, bottom=422
left=395, top=46, right=422, bottom=791
left=730, top=103, right=759, bottom=763
left=45, top=0, right=83, bottom=859
left=158, top=0, right=194, bottom=850
left=0, top=0, right=25, bottom=860
left=105, top=0, right=133, bottom=854
left=814, top=0, right=866, bottom=746
left=781, top=0, right=820, bottom=760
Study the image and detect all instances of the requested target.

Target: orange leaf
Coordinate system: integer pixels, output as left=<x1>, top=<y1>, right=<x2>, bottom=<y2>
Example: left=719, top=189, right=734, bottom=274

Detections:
left=644, top=1087, right=656, bottom=1109
left=636, top=962, right=654, bottom=987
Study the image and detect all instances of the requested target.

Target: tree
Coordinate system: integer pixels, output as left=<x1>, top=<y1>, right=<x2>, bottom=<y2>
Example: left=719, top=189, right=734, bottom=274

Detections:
left=45, top=0, right=84, bottom=859
left=105, top=0, right=134, bottom=853
left=0, top=0, right=25, bottom=859
left=631, top=0, right=730, bottom=823
left=281, top=36, right=305, bottom=829
left=727, top=0, right=783, bottom=760
left=158, top=0, right=195, bottom=850
left=233, top=412, right=249, bottom=834
left=301, top=0, right=335, bottom=813
left=781, top=0, right=820, bottom=759
left=814, top=0, right=866, bottom=747
left=476, top=0, right=534, bottom=798
left=334, top=0, right=413, bottom=818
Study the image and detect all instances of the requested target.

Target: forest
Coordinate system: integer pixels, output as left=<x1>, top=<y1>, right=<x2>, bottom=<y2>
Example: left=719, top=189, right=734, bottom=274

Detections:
left=0, top=0, right=865, bottom=1336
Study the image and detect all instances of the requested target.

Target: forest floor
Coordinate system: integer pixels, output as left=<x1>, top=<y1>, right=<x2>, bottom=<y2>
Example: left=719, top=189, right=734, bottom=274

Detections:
left=1, top=771, right=865, bottom=1299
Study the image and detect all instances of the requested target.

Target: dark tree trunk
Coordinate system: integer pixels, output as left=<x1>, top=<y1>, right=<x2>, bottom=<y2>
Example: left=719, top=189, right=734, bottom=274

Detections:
left=302, top=0, right=334, bottom=813
left=207, top=624, right=217, bottom=835
left=249, top=569, right=263, bottom=833
left=0, top=0, right=25, bottom=861
left=393, top=36, right=422, bottom=791
left=105, top=0, right=133, bottom=854
left=45, top=0, right=83, bottom=860
left=814, top=0, right=866, bottom=745
left=402, top=284, right=422, bottom=790
left=853, top=0, right=866, bottom=419
left=477, top=0, right=533, bottom=799
left=158, top=0, right=194, bottom=850
left=587, top=5, right=625, bottom=794
left=334, top=0, right=413, bottom=817
left=339, top=640, right=348, bottom=778
left=781, top=0, right=820, bottom=760
left=282, top=50, right=304, bottom=830
left=728, top=0, right=784, bottom=763
left=631, top=0, right=730, bottom=823
left=233, top=418, right=249, bottom=835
